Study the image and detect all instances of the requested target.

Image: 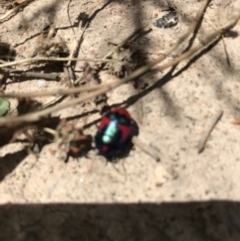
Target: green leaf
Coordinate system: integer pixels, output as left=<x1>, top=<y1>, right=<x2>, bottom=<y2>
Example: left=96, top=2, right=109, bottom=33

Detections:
left=0, top=98, right=10, bottom=116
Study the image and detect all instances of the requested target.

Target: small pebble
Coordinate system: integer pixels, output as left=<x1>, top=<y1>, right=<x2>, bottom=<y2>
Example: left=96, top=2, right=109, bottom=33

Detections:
left=36, top=79, right=47, bottom=88
left=154, top=165, right=170, bottom=186
left=169, top=146, right=180, bottom=161
left=144, top=106, right=152, bottom=114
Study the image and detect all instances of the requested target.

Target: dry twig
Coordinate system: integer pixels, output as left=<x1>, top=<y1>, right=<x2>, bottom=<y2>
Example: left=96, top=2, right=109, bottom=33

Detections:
left=132, top=136, right=160, bottom=162
left=0, top=11, right=239, bottom=125
left=154, top=19, right=237, bottom=72
left=0, top=1, right=239, bottom=127
left=198, top=109, right=223, bottom=153
left=8, top=71, right=59, bottom=80
left=104, top=22, right=150, bottom=59
left=0, top=0, right=35, bottom=23
left=0, top=84, right=101, bottom=98
left=0, top=56, right=122, bottom=68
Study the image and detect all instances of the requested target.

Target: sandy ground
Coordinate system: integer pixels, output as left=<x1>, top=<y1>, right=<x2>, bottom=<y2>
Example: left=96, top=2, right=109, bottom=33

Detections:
left=0, top=0, right=240, bottom=240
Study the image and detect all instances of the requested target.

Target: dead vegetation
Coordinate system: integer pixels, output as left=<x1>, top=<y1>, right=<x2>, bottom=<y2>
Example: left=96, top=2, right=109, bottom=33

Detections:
left=0, top=0, right=239, bottom=162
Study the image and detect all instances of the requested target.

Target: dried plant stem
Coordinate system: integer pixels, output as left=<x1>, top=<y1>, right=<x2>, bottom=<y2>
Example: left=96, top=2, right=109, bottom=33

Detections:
left=66, top=21, right=88, bottom=87
left=63, top=66, right=73, bottom=89
left=132, top=136, right=160, bottom=162
left=198, top=109, right=223, bottom=153
left=221, top=35, right=231, bottom=67
left=0, top=13, right=239, bottom=125
left=0, top=2, right=206, bottom=99
left=104, top=22, right=150, bottom=59
left=0, top=57, right=122, bottom=68
left=9, top=71, right=59, bottom=80
left=112, top=0, right=210, bottom=77
left=42, top=96, right=63, bottom=108
left=0, top=85, right=101, bottom=98
left=0, top=0, right=35, bottom=23
left=67, top=24, right=88, bottom=67
left=162, top=0, right=210, bottom=56
left=0, top=6, right=239, bottom=125
left=0, top=85, right=109, bottom=124
left=0, top=0, right=208, bottom=70
left=0, top=0, right=209, bottom=100
left=154, top=15, right=239, bottom=72
left=43, top=127, right=57, bottom=137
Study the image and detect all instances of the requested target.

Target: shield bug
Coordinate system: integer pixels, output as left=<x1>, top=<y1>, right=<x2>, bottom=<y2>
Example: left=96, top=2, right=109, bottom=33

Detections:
left=95, top=108, right=134, bottom=160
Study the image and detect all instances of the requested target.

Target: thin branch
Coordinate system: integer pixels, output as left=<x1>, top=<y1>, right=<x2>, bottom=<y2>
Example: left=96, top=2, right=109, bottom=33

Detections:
left=161, top=0, right=210, bottom=56
left=0, top=0, right=209, bottom=70
left=132, top=136, right=160, bottom=162
left=0, top=57, right=123, bottom=68
left=9, top=71, right=59, bottom=80
left=198, top=109, right=223, bottom=153
left=0, top=84, right=101, bottom=98
left=104, top=22, right=150, bottom=59
left=154, top=15, right=239, bottom=72
left=66, top=23, right=88, bottom=67
left=0, top=4, right=239, bottom=125
left=0, top=0, right=209, bottom=100
left=0, top=0, right=35, bottom=23
left=221, top=35, right=231, bottom=67
left=65, top=19, right=88, bottom=87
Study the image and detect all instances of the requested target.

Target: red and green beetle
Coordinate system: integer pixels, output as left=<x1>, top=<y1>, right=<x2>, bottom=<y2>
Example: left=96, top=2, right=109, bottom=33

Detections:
left=95, top=108, right=134, bottom=160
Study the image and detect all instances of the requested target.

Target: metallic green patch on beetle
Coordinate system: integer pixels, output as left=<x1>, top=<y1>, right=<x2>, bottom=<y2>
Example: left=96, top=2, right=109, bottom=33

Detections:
left=102, top=121, right=118, bottom=144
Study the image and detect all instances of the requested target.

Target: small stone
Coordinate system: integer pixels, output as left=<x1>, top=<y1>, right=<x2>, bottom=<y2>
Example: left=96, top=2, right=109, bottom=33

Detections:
left=215, top=80, right=222, bottom=90
left=36, top=79, right=47, bottom=88
left=169, top=151, right=179, bottom=162
left=144, top=106, right=152, bottom=114
left=154, top=165, right=170, bottom=186
left=145, top=94, right=153, bottom=103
